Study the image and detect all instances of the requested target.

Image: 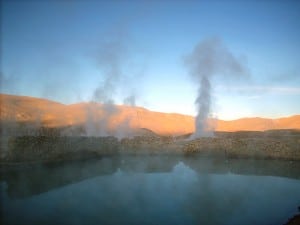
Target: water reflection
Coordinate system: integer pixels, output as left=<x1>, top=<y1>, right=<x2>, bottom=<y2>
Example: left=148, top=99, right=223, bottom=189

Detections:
left=1, top=157, right=300, bottom=225
left=1, top=156, right=299, bottom=199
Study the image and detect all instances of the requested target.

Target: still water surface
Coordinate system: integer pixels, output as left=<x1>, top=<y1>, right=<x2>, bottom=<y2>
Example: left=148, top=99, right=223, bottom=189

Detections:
left=1, top=156, right=300, bottom=225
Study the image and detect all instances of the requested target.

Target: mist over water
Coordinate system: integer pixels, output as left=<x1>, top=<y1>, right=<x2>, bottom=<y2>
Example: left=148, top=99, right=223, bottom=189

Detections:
left=1, top=2, right=300, bottom=224
left=1, top=158, right=300, bottom=225
left=185, top=37, right=249, bottom=138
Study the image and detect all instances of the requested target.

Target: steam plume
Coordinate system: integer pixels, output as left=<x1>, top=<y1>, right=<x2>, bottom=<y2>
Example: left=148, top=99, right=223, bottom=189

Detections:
left=85, top=36, right=126, bottom=136
left=123, top=95, right=136, bottom=107
left=86, top=33, right=137, bottom=138
left=185, top=37, right=248, bottom=138
left=93, top=35, right=127, bottom=103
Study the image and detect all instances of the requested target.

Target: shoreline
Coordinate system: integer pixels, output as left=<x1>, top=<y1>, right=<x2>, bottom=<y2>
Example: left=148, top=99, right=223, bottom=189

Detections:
left=1, top=130, right=300, bottom=163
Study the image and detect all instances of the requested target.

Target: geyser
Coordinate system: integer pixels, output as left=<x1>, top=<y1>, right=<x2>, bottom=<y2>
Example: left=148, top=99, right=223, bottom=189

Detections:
left=185, top=37, right=248, bottom=138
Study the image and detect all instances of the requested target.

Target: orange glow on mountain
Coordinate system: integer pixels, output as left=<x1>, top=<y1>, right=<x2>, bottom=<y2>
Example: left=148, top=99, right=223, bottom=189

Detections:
left=1, top=94, right=299, bottom=135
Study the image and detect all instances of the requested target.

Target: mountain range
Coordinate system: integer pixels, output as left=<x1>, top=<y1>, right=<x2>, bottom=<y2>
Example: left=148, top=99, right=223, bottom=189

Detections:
left=1, top=93, right=299, bottom=135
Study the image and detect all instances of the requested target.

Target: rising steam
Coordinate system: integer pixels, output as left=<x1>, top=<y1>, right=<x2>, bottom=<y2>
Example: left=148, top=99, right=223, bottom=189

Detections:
left=123, top=95, right=136, bottom=107
left=85, top=37, right=124, bottom=137
left=185, top=37, right=248, bottom=138
left=85, top=34, right=137, bottom=138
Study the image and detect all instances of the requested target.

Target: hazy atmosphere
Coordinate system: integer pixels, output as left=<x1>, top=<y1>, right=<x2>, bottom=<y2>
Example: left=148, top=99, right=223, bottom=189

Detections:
left=1, top=0, right=300, bottom=120
left=1, top=1, right=300, bottom=225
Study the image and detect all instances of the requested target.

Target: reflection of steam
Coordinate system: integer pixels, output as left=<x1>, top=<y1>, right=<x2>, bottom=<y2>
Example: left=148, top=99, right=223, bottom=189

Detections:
left=3, top=158, right=299, bottom=225
left=185, top=37, right=248, bottom=138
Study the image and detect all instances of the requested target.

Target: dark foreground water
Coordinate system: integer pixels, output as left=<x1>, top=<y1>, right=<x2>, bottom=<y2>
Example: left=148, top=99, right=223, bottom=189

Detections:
left=1, top=156, right=300, bottom=225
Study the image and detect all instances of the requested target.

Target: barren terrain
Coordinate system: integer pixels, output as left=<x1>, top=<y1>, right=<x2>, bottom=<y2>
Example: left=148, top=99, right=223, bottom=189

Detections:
left=1, top=93, right=300, bottom=135
left=1, top=94, right=300, bottom=163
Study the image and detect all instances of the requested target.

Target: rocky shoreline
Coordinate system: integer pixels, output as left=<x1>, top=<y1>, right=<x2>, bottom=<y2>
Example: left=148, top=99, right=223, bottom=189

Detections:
left=1, top=130, right=299, bottom=163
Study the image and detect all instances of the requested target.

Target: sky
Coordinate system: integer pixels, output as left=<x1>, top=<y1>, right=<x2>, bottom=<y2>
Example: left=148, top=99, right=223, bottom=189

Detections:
left=1, top=0, right=300, bottom=120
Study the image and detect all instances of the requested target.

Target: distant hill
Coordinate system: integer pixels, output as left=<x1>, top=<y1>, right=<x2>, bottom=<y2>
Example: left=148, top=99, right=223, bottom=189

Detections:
left=216, top=115, right=300, bottom=132
left=1, top=93, right=300, bottom=135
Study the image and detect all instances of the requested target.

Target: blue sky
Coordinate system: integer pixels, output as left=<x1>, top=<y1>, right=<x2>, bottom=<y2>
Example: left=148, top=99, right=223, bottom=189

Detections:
left=1, top=0, right=300, bottom=120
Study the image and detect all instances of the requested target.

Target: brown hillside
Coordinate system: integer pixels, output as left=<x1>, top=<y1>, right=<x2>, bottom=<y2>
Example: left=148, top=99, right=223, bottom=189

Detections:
left=1, top=94, right=300, bottom=135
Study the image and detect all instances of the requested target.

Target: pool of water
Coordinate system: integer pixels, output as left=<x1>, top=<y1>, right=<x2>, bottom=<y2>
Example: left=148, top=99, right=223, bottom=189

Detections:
left=1, top=156, right=300, bottom=225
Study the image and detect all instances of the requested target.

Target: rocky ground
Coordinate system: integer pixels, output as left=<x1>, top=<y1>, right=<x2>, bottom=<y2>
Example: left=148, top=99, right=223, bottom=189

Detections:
left=0, top=129, right=299, bottom=163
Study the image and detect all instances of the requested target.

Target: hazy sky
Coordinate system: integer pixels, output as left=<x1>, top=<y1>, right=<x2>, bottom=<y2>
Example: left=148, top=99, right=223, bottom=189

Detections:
left=1, top=0, right=300, bottom=120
